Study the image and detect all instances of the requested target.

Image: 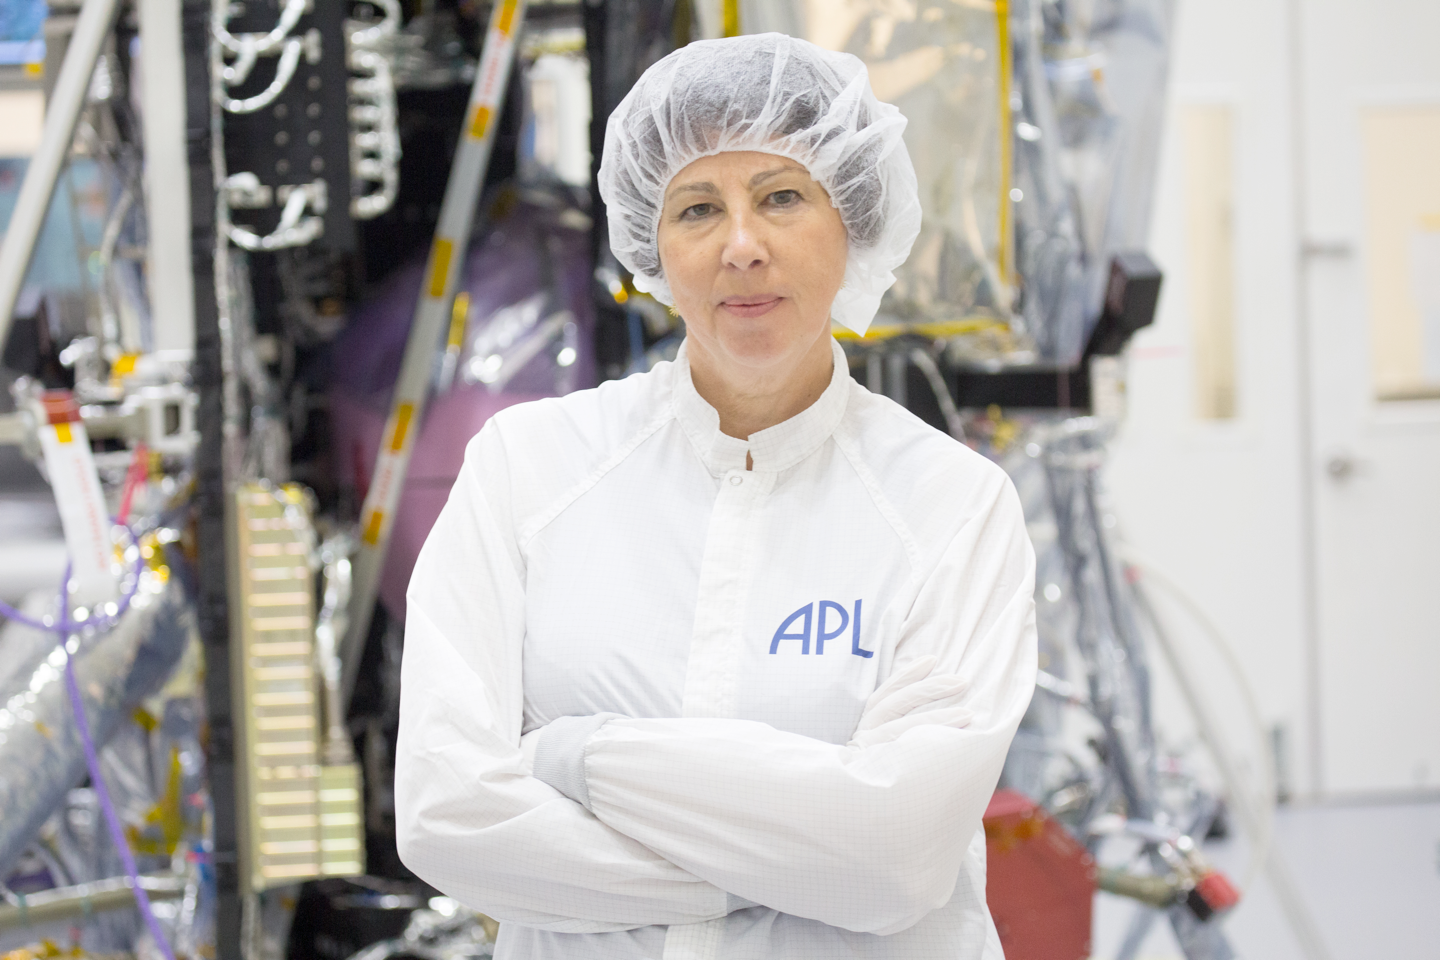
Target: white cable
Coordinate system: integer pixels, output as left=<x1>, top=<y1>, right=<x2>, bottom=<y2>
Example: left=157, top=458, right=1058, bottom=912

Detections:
left=909, top=348, right=967, bottom=442
left=96, top=185, right=136, bottom=356
left=221, top=35, right=260, bottom=86
left=1035, top=667, right=1089, bottom=708
left=1121, top=546, right=1275, bottom=888
left=1118, top=546, right=1337, bottom=960
left=347, top=46, right=400, bottom=219
left=347, top=0, right=401, bottom=49
left=346, top=0, right=402, bottom=219
left=224, top=182, right=324, bottom=252
left=222, top=36, right=303, bottom=114
left=215, top=0, right=309, bottom=56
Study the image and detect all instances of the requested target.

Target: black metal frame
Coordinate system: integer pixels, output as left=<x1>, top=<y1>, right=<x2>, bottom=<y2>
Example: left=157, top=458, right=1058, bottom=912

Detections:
left=910, top=252, right=1164, bottom=421
left=183, top=0, right=242, bottom=954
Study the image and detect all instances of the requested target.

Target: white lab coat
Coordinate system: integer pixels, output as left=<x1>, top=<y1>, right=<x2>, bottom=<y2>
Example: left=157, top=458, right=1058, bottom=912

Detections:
left=396, top=338, right=1037, bottom=959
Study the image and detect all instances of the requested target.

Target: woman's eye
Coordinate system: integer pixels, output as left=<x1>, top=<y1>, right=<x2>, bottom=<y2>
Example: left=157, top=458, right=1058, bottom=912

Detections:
left=768, top=189, right=801, bottom=206
left=681, top=203, right=714, bottom=220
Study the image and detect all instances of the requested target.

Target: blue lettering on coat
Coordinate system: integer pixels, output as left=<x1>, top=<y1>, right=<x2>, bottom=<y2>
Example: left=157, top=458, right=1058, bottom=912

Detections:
left=816, top=601, right=848, bottom=655
left=770, top=600, right=872, bottom=657
left=851, top=598, right=873, bottom=658
left=770, top=603, right=813, bottom=655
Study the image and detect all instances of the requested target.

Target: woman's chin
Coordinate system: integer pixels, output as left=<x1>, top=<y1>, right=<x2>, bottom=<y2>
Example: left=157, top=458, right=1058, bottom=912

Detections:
left=702, top=316, right=827, bottom=369
left=712, top=332, right=810, bottom=373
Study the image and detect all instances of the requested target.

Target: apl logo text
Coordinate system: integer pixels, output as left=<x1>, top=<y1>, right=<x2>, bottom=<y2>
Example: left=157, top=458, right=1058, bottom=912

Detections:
left=769, top=600, right=873, bottom=658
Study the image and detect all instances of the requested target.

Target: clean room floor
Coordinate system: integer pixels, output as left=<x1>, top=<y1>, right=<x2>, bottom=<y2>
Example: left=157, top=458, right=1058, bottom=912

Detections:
left=1092, top=798, right=1440, bottom=960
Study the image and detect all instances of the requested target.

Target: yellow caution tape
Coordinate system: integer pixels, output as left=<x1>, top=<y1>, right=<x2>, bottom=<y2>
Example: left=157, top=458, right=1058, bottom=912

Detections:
left=448, top=292, right=471, bottom=350
left=362, top=510, right=384, bottom=546
left=389, top=403, right=415, bottom=453
left=469, top=104, right=493, bottom=140
left=497, top=0, right=520, bottom=36
left=428, top=239, right=454, bottom=299
left=831, top=318, right=1009, bottom=341
left=995, top=0, right=1014, bottom=294
left=722, top=0, right=740, bottom=37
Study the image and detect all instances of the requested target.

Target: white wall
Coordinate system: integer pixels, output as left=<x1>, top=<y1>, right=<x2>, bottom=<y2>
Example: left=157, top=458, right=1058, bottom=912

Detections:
left=1104, top=0, right=1316, bottom=796
left=1109, top=0, right=1440, bottom=803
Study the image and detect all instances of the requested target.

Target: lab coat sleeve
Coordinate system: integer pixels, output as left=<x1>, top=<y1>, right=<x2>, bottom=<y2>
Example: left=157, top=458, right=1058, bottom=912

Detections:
left=575, top=474, right=1038, bottom=936
left=394, top=424, right=733, bottom=933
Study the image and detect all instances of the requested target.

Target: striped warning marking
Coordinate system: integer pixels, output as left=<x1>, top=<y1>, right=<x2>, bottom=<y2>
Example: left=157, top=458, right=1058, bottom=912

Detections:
left=428, top=239, right=454, bottom=299
left=389, top=403, right=415, bottom=452
left=497, top=0, right=519, bottom=36
left=470, top=104, right=493, bottom=140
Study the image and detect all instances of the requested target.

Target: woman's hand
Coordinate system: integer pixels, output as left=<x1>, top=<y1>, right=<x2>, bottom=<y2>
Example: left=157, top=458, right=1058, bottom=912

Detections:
left=848, top=655, right=973, bottom=750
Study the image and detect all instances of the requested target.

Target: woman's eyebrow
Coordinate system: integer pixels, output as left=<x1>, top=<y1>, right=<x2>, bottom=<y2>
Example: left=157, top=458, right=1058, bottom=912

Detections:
left=668, top=180, right=719, bottom=200
left=749, top=166, right=803, bottom=187
left=666, top=166, right=804, bottom=202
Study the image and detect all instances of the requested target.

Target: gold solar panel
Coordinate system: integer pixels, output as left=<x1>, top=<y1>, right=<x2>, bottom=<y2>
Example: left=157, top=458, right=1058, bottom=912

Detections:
left=232, top=483, right=365, bottom=891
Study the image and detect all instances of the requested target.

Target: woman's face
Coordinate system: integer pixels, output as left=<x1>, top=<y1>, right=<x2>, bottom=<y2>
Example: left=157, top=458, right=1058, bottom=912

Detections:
left=657, top=151, right=848, bottom=377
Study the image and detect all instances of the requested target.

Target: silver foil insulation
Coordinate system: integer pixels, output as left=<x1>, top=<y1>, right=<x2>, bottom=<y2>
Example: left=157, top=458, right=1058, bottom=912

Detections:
left=0, top=573, right=192, bottom=879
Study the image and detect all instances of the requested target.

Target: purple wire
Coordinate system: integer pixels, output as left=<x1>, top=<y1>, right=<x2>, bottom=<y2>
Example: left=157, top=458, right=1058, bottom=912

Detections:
left=0, top=522, right=144, bottom=636
left=58, top=578, right=178, bottom=960
left=0, top=523, right=179, bottom=959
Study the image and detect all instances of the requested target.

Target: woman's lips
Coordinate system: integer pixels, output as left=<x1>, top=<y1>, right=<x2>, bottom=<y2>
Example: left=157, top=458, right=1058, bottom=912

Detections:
left=719, top=296, right=783, bottom=319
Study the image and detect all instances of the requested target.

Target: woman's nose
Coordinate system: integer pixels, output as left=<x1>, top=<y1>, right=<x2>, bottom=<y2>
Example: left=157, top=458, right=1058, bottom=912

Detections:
left=720, top=209, right=769, bottom=271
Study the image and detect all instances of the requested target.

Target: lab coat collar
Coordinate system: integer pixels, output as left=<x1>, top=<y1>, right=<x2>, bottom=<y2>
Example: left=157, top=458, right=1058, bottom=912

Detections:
left=672, top=337, right=851, bottom=476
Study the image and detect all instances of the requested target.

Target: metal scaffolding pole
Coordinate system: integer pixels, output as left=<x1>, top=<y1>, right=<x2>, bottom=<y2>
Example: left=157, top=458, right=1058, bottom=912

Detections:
left=0, top=0, right=123, bottom=347
left=0, top=874, right=187, bottom=933
left=341, top=0, right=528, bottom=712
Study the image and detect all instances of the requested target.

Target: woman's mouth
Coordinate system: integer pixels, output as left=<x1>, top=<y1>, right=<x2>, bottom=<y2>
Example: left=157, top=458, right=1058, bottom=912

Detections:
left=719, top=296, right=783, bottom=319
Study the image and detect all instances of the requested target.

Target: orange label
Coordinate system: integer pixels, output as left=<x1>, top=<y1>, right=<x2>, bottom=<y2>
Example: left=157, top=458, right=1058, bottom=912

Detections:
left=469, top=104, right=493, bottom=141
left=428, top=239, right=454, bottom=299
left=362, top=509, right=384, bottom=546
left=40, top=391, right=81, bottom=424
left=389, top=403, right=415, bottom=453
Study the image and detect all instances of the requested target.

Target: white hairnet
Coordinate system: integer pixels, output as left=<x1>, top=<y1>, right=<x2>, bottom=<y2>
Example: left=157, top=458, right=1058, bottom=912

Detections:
left=598, top=33, right=922, bottom=336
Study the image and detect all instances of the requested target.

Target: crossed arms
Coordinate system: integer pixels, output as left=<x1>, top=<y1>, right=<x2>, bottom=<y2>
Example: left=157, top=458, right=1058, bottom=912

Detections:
left=394, top=431, right=1037, bottom=936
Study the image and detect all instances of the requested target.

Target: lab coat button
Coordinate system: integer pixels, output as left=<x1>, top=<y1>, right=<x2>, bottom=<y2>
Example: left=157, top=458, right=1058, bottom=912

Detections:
left=729, top=475, right=743, bottom=486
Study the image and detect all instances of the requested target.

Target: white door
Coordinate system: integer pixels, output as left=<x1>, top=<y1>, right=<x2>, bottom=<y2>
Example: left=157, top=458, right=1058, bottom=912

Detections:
left=1301, top=0, right=1440, bottom=796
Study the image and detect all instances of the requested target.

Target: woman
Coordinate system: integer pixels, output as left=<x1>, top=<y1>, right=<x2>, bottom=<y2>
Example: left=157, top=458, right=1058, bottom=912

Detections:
left=396, top=33, right=1037, bottom=960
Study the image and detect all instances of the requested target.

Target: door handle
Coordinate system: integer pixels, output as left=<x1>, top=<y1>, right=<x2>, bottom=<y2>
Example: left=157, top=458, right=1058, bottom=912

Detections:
left=1324, top=453, right=1361, bottom=481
